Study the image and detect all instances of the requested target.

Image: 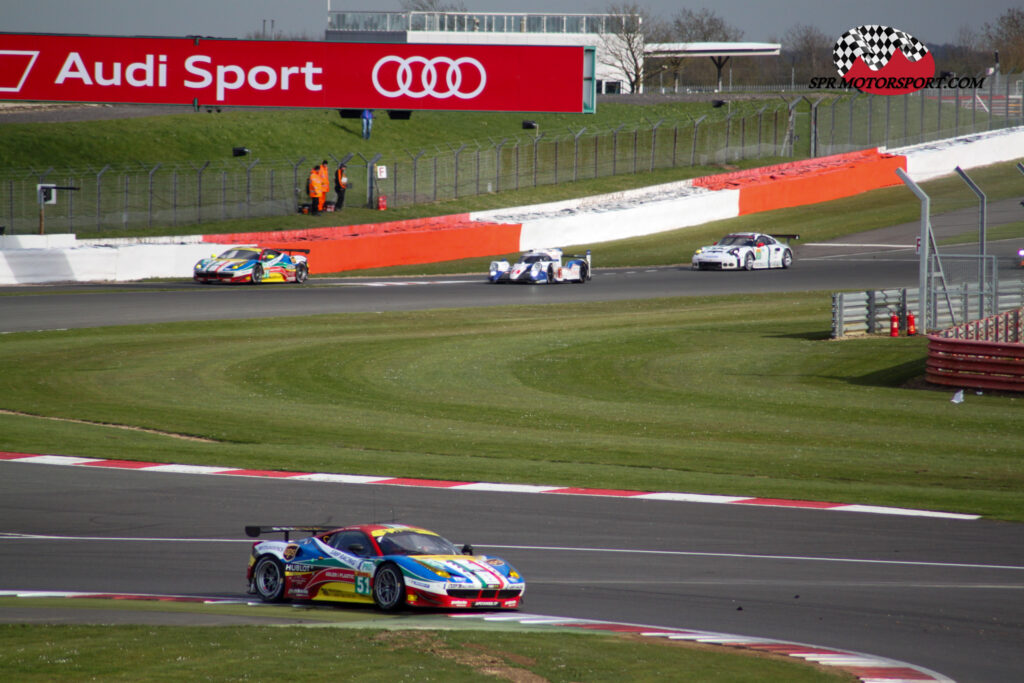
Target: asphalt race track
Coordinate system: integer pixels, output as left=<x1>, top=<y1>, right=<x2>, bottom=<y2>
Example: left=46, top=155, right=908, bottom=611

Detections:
left=2, top=205, right=1023, bottom=682
left=2, top=462, right=1023, bottom=682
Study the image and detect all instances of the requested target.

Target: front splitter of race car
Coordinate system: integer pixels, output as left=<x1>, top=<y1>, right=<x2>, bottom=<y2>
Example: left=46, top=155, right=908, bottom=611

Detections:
left=692, top=255, right=741, bottom=270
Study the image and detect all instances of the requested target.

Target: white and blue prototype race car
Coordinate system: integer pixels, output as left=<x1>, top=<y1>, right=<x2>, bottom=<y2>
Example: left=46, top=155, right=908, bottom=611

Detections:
left=489, top=248, right=591, bottom=284
left=691, top=233, right=797, bottom=271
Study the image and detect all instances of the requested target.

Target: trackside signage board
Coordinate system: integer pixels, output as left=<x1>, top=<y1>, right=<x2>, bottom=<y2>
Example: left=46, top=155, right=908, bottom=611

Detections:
left=0, top=33, right=589, bottom=112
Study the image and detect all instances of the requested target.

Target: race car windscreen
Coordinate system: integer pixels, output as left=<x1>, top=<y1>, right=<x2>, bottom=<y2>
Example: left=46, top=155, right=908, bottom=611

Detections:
left=218, top=248, right=260, bottom=260
left=521, top=254, right=548, bottom=264
left=377, top=531, right=458, bottom=556
left=717, top=235, right=754, bottom=246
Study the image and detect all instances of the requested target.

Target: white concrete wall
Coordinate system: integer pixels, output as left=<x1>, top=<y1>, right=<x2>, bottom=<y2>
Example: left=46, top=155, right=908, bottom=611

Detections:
left=889, top=126, right=1024, bottom=182
left=0, top=239, right=233, bottom=284
left=471, top=179, right=740, bottom=250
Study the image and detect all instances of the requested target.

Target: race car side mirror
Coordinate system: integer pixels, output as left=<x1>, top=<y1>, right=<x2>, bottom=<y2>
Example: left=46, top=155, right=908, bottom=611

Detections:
left=461, top=544, right=474, bottom=555
left=756, top=242, right=765, bottom=247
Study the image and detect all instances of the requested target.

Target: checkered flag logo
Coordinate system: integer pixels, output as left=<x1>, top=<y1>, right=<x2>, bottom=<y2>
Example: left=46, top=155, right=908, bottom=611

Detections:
left=833, top=25, right=929, bottom=76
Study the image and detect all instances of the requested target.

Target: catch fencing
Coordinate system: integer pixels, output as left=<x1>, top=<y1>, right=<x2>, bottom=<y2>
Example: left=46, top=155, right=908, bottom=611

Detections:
left=2, top=74, right=1021, bottom=236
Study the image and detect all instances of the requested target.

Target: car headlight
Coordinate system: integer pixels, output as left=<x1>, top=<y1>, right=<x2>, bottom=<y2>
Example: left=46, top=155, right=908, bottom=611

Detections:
left=1018, top=249, right=1024, bottom=257
left=728, top=248, right=740, bottom=256
left=694, top=248, right=703, bottom=255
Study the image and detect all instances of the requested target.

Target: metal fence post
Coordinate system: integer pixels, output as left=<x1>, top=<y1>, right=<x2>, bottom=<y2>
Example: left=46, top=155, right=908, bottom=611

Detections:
left=553, top=136, right=560, bottom=183
left=631, top=127, right=638, bottom=173
left=672, top=123, right=679, bottom=167
left=866, top=290, right=876, bottom=334
left=407, top=150, right=424, bottom=203
left=475, top=145, right=481, bottom=196
left=172, top=170, right=178, bottom=227
left=493, top=138, right=506, bottom=192
left=147, top=163, right=161, bottom=228
left=243, top=159, right=259, bottom=218
left=832, top=293, right=844, bottom=338
left=451, top=145, right=465, bottom=199
left=649, top=119, right=662, bottom=171
left=122, top=174, right=130, bottom=230
left=611, top=124, right=622, bottom=174
left=885, top=95, right=891, bottom=148
left=691, top=116, right=705, bottom=166
left=192, top=161, right=210, bottom=224
left=920, top=90, right=925, bottom=142
left=66, top=175, right=74, bottom=232
left=724, top=113, right=733, bottom=161
left=95, top=165, right=109, bottom=231
left=867, top=94, right=874, bottom=146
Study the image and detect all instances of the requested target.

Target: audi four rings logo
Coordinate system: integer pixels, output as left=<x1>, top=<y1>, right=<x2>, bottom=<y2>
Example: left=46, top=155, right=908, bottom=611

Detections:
left=372, top=56, right=487, bottom=99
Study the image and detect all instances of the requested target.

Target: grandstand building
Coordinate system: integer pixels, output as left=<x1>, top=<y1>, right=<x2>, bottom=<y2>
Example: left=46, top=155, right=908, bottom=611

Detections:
left=325, top=6, right=780, bottom=95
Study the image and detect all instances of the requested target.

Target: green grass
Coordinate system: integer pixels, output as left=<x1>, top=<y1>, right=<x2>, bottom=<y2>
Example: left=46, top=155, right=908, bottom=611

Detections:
left=0, top=101, right=776, bottom=170
left=2, top=293, right=1022, bottom=520
left=0, top=623, right=851, bottom=682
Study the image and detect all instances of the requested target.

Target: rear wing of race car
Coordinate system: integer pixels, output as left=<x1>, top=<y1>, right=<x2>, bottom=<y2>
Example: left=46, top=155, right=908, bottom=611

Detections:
left=277, top=248, right=311, bottom=254
left=773, top=234, right=800, bottom=244
left=245, top=525, right=335, bottom=541
left=569, top=249, right=592, bottom=267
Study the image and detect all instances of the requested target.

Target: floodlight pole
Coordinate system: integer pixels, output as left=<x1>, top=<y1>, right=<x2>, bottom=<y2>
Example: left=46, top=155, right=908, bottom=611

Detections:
left=896, top=167, right=930, bottom=332
left=954, top=166, right=987, bottom=316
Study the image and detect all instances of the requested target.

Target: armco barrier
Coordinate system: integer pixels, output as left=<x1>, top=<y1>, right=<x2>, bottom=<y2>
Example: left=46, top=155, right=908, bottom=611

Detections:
left=926, top=308, right=1024, bottom=392
left=692, top=149, right=906, bottom=215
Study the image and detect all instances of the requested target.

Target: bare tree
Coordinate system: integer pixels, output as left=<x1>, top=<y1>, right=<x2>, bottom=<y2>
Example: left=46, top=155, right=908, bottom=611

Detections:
left=983, top=8, right=1024, bottom=72
left=601, top=2, right=648, bottom=93
left=939, top=25, right=988, bottom=76
left=667, top=8, right=746, bottom=89
left=670, top=8, right=743, bottom=42
left=783, top=24, right=832, bottom=83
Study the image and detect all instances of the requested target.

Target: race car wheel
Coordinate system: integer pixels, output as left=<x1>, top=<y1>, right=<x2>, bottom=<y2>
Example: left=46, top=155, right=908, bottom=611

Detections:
left=743, top=253, right=755, bottom=271
left=575, top=264, right=589, bottom=283
left=252, top=556, right=286, bottom=602
left=372, top=563, right=406, bottom=611
left=781, top=250, right=793, bottom=269
left=546, top=266, right=555, bottom=284
left=251, top=264, right=264, bottom=285
left=294, top=262, right=308, bottom=284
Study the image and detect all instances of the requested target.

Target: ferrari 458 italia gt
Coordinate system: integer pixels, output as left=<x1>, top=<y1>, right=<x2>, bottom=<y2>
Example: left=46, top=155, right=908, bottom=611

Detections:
left=489, top=248, right=591, bottom=284
left=194, top=247, right=309, bottom=284
left=246, top=523, right=525, bottom=611
left=692, top=233, right=797, bottom=271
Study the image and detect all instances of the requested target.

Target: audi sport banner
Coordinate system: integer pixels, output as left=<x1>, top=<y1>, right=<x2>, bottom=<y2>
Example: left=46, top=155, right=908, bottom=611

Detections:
left=0, top=33, right=591, bottom=113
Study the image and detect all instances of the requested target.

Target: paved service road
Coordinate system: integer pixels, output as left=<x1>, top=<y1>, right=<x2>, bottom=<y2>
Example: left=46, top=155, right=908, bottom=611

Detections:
left=1, top=462, right=1023, bottom=682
